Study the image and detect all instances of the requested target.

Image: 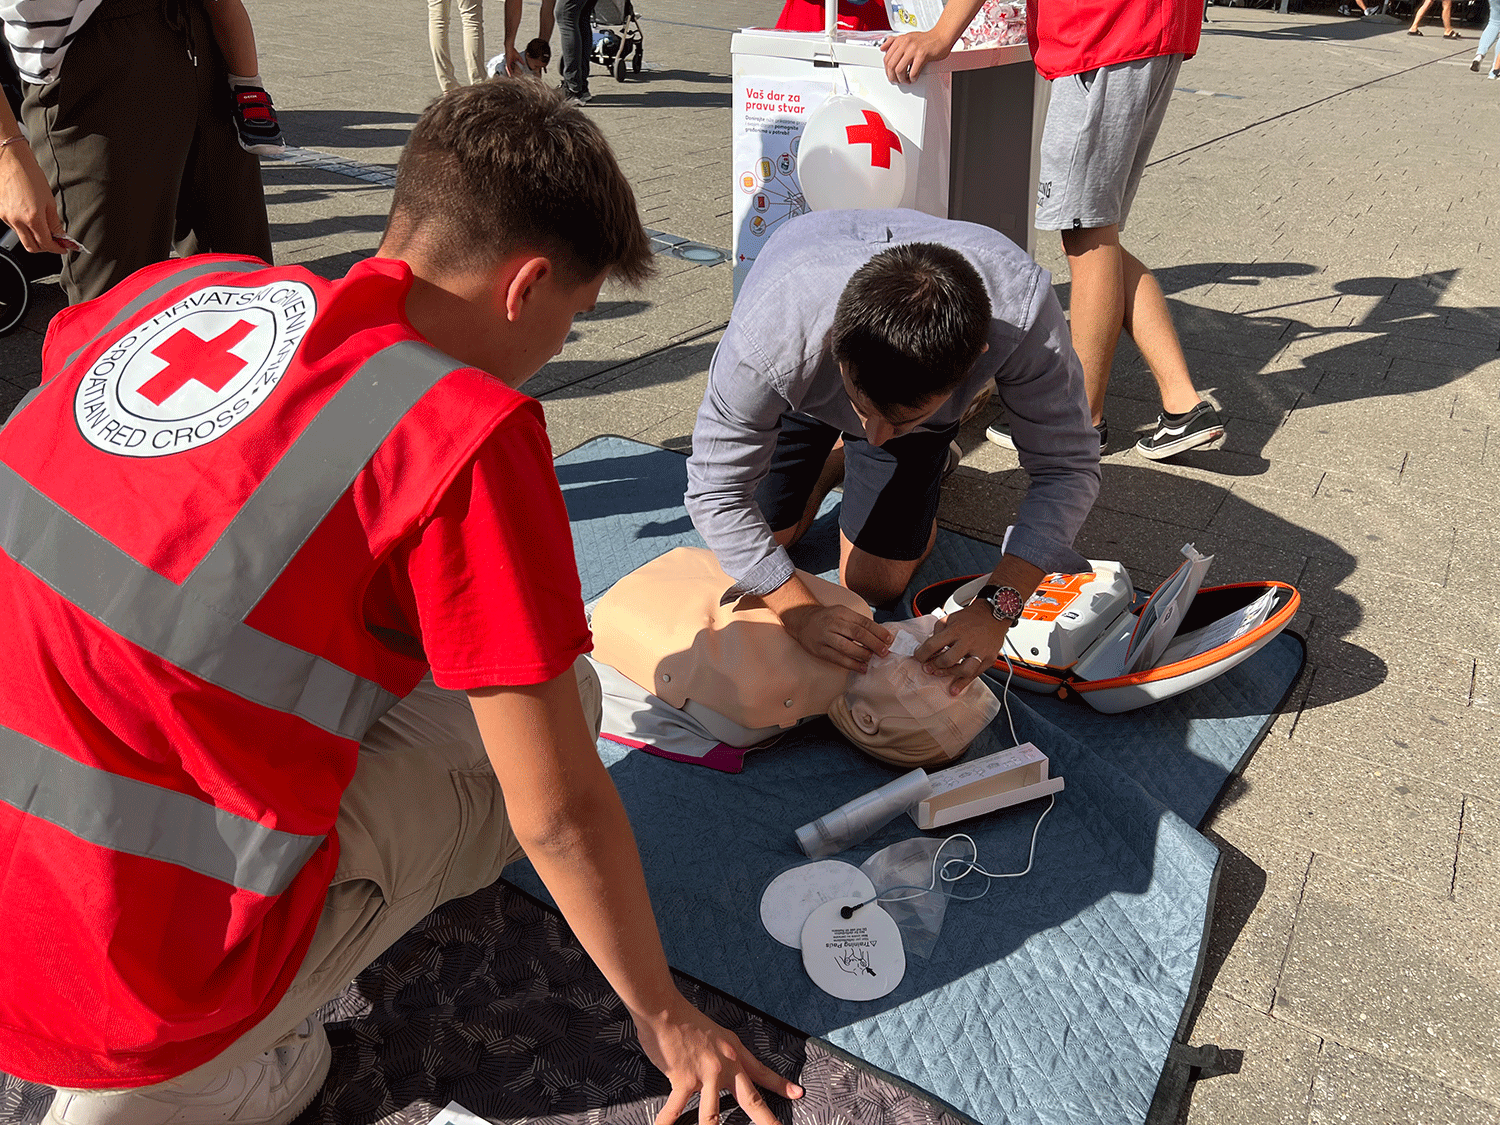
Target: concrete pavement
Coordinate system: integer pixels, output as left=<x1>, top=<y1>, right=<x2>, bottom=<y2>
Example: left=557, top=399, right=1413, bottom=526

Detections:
left=0, top=2, right=1495, bottom=1122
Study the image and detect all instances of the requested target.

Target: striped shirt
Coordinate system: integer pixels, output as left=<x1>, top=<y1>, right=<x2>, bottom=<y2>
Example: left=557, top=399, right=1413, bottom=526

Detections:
left=1, top=0, right=105, bottom=84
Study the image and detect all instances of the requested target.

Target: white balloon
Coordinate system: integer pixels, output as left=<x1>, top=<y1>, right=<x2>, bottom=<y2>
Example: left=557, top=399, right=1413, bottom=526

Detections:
left=798, top=95, right=909, bottom=212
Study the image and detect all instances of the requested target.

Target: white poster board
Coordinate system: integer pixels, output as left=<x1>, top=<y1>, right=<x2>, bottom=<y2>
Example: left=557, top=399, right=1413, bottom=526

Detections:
left=731, top=74, right=835, bottom=291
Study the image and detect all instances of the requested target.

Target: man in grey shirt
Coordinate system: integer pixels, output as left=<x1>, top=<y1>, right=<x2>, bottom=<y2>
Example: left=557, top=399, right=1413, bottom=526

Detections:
left=686, top=209, right=1100, bottom=693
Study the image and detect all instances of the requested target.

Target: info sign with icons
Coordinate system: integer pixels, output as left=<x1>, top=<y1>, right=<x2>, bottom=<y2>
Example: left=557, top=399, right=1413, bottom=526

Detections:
left=730, top=74, right=833, bottom=291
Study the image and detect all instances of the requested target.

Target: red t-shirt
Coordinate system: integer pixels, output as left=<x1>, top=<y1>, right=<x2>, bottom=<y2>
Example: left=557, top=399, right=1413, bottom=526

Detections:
left=372, top=409, right=592, bottom=690
left=1027, top=0, right=1202, bottom=81
left=775, top=0, right=891, bottom=32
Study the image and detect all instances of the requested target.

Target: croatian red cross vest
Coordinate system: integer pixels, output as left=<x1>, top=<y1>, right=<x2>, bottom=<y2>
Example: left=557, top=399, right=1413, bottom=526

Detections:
left=0, top=255, right=539, bottom=1087
left=1027, top=0, right=1202, bottom=81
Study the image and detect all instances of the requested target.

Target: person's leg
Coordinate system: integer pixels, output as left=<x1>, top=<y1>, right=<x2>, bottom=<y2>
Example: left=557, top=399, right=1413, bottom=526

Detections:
left=203, top=0, right=259, bottom=77
left=1476, top=4, right=1500, bottom=63
left=755, top=412, right=844, bottom=549
left=1061, top=225, right=1203, bottom=421
left=1441, top=0, right=1456, bottom=33
left=555, top=0, right=596, bottom=97
left=458, top=0, right=486, bottom=84
left=428, top=0, right=459, bottom=92
left=21, top=0, right=194, bottom=303
left=175, top=0, right=273, bottom=261
left=46, top=663, right=604, bottom=1122
left=1122, top=244, right=1202, bottom=415
left=1059, top=225, right=1126, bottom=426
left=836, top=422, right=956, bottom=606
left=1409, top=0, right=1434, bottom=31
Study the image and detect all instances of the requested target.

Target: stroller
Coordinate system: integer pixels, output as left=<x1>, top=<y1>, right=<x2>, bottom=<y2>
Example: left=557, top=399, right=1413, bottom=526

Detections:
left=0, top=48, right=60, bottom=337
left=589, top=0, right=645, bottom=82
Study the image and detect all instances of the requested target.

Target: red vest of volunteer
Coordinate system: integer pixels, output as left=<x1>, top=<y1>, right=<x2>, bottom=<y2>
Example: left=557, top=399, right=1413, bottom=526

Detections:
left=1027, top=0, right=1202, bottom=81
left=0, top=256, right=556, bottom=1087
left=775, top=0, right=890, bottom=32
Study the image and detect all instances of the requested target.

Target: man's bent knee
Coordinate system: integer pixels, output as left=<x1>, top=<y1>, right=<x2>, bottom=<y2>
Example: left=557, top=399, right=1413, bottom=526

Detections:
left=574, top=654, right=603, bottom=741
left=841, top=553, right=924, bottom=608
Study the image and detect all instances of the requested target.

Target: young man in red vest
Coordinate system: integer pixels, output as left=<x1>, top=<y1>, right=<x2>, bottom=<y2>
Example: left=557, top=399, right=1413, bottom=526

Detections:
left=882, top=0, right=1227, bottom=461
left=0, top=79, right=799, bottom=1125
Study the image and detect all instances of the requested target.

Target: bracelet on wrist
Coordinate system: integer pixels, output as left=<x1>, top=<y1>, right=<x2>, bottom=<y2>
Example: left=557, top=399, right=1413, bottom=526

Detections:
left=0, top=134, right=28, bottom=152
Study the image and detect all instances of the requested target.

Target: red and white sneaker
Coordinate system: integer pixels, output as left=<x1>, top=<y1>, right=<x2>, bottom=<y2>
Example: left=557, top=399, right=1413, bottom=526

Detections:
left=231, top=86, right=286, bottom=156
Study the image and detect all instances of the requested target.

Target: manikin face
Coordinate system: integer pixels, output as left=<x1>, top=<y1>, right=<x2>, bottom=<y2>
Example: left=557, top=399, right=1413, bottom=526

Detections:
left=839, top=364, right=950, bottom=447
left=832, top=617, right=1000, bottom=765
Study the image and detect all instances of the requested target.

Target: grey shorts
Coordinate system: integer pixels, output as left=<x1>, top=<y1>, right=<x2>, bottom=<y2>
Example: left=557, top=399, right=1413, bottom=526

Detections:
left=1035, top=54, right=1184, bottom=233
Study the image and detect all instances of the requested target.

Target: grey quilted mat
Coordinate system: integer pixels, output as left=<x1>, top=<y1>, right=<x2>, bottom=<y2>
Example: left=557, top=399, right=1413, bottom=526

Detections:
left=510, top=437, right=1307, bottom=1125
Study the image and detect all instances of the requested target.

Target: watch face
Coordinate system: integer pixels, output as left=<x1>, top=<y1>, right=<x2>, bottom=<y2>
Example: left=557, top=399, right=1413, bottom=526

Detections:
left=990, top=586, right=1024, bottom=622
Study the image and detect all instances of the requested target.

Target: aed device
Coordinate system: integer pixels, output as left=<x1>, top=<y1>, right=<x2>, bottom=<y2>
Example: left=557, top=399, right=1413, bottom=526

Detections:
left=913, top=561, right=1300, bottom=714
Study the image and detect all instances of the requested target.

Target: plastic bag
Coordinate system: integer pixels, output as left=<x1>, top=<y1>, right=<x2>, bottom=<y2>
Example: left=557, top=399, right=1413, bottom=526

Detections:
left=860, top=836, right=951, bottom=959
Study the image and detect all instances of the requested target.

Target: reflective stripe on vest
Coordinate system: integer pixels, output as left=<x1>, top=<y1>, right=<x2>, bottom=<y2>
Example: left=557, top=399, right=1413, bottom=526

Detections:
left=1, top=723, right=323, bottom=897
left=0, top=268, right=470, bottom=893
left=1, top=338, right=464, bottom=739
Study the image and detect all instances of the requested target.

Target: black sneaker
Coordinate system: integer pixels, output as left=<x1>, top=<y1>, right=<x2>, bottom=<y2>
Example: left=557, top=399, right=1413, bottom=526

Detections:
left=985, top=418, right=1108, bottom=452
left=1134, top=401, right=1226, bottom=460
left=231, top=86, right=286, bottom=155
left=1471, top=57, right=1483, bottom=71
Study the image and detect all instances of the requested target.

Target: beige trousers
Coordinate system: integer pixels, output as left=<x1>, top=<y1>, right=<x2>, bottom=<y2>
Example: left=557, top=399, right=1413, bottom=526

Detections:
left=427, top=0, right=487, bottom=91
left=147, top=659, right=602, bottom=1088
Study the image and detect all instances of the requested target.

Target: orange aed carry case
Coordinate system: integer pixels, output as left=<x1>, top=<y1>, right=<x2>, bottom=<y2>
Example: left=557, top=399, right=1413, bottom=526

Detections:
left=912, top=550, right=1300, bottom=715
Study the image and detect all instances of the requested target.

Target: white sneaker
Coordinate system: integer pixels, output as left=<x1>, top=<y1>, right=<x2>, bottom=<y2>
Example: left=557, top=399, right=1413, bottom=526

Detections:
left=45, top=1020, right=331, bottom=1125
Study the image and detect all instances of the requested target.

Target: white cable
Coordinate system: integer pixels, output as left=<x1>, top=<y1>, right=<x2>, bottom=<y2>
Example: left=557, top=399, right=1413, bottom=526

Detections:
left=848, top=793, right=1056, bottom=915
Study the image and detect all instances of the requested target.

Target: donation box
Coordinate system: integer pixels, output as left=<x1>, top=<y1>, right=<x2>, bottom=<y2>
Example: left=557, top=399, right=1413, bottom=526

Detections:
left=731, top=14, right=1047, bottom=296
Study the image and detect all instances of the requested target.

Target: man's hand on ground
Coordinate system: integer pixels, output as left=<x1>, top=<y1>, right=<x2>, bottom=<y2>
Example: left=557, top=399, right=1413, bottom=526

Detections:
left=781, top=601, right=893, bottom=672
left=916, top=602, right=1011, bottom=694
left=641, top=998, right=803, bottom=1125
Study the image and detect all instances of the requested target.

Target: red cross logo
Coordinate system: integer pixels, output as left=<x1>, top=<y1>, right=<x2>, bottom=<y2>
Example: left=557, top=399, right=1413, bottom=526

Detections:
left=844, top=110, right=902, bottom=170
left=136, top=320, right=257, bottom=406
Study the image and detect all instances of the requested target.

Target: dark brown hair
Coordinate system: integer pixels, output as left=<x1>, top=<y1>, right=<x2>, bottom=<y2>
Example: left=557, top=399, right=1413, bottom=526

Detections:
left=387, top=78, right=653, bottom=286
left=831, top=242, right=990, bottom=414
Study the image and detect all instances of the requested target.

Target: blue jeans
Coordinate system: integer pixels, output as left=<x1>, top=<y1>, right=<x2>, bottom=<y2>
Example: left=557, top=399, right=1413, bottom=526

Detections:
left=1478, top=3, right=1500, bottom=69
left=556, top=0, right=599, bottom=96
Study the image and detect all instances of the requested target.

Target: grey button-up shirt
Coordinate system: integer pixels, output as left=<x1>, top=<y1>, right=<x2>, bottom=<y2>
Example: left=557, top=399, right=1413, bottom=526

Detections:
left=686, top=209, right=1101, bottom=598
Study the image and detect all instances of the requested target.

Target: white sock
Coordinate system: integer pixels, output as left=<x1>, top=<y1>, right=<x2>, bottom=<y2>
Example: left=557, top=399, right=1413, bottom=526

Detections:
left=227, top=72, right=263, bottom=90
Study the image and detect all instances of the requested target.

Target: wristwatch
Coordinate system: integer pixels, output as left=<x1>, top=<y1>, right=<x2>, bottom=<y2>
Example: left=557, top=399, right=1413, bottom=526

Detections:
left=975, top=583, right=1025, bottom=626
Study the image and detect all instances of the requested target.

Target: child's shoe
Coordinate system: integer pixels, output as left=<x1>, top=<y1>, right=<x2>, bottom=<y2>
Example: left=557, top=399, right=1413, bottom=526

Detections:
left=231, top=86, right=286, bottom=156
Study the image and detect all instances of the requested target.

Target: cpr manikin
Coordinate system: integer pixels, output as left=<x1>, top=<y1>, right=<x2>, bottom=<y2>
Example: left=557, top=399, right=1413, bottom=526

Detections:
left=590, top=547, right=1000, bottom=767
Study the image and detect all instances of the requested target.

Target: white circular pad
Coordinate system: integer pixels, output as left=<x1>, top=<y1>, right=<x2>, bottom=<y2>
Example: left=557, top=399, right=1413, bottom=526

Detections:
left=799, top=897, right=906, bottom=1001
left=759, top=861, right=876, bottom=949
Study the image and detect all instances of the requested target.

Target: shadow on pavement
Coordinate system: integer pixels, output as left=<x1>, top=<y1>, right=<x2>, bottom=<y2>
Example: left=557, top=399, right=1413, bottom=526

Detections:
left=277, top=108, right=420, bottom=152
left=1052, top=261, right=1500, bottom=460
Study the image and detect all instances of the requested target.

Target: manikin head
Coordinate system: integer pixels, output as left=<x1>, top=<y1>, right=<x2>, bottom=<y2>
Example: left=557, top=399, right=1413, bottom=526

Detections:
left=827, top=617, right=1000, bottom=767
left=590, top=548, right=999, bottom=765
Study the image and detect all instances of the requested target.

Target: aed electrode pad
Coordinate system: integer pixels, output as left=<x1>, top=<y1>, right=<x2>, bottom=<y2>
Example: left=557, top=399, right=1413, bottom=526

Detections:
left=799, top=897, right=905, bottom=1001
left=759, top=861, right=877, bottom=949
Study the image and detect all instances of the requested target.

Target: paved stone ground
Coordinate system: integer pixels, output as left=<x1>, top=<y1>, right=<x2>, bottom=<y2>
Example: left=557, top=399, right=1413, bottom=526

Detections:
left=1, top=2, right=1496, bottom=1122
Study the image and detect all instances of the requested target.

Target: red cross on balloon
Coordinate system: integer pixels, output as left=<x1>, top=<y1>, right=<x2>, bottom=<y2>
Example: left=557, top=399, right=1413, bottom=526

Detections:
left=844, top=110, right=902, bottom=169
